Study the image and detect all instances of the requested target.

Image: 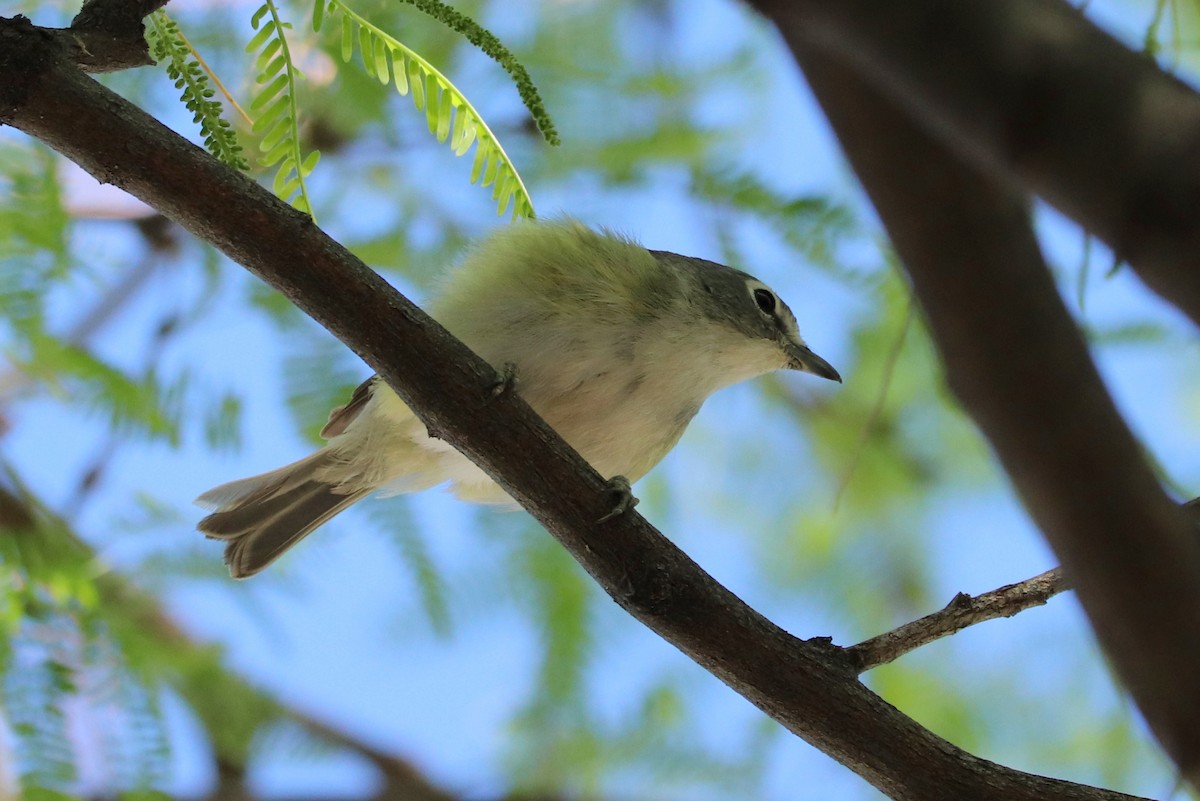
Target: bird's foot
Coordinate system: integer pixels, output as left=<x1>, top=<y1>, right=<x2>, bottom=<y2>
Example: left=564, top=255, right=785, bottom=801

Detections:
left=489, top=362, right=519, bottom=399
left=597, top=475, right=639, bottom=523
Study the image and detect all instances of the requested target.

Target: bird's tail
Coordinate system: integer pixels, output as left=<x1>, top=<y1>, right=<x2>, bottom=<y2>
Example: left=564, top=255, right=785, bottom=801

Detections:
left=196, top=450, right=371, bottom=578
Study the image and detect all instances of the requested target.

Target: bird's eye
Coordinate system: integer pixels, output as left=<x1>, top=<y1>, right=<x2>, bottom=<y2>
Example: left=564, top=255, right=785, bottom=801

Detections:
left=753, top=288, right=776, bottom=314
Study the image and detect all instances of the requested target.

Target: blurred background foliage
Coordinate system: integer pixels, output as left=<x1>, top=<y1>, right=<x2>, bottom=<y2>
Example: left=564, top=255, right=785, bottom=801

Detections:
left=0, top=0, right=1199, bottom=798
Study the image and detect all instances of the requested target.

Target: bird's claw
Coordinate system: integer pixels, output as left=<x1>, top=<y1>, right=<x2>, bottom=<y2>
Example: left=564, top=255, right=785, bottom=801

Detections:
left=597, top=475, right=638, bottom=523
left=489, top=362, right=519, bottom=398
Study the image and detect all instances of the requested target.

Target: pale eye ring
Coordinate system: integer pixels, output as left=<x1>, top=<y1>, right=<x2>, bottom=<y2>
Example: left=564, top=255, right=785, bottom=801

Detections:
left=753, top=288, right=776, bottom=315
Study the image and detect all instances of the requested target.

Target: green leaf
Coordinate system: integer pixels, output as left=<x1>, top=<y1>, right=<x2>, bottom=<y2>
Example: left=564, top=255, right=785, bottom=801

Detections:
left=373, top=33, right=390, bottom=83
left=148, top=11, right=248, bottom=170
left=450, top=104, right=472, bottom=153
left=390, top=48, right=409, bottom=95
left=274, top=166, right=301, bottom=196
left=481, top=149, right=499, bottom=187
left=246, top=19, right=274, bottom=51
left=393, top=0, right=559, bottom=146
left=425, top=85, right=441, bottom=133
left=409, top=59, right=425, bottom=110
left=469, top=139, right=488, bottom=183
left=300, top=150, right=321, bottom=175
left=15, top=333, right=178, bottom=441
left=260, top=53, right=287, bottom=79
left=251, top=74, right=288, bottom=105
left=341, top=15, right=354, bottom=62
left=251, top=94, right=290, bottom=131
left=245, top=0, right=318, bottom=217
left=365, top=501, right=450, bottom=636
left=261, top=138, right=293, bottom=167
left=259, top=116, right=292, bottom=151
left=359, top=26, right=375, bottom=78
left=203, top=393, right=243, bottom=453
left=320, top=0, right=537, bottom=218
left=254, top=36, right=282, bottom=69
left=435, top=86, right=452, bottom=141
left=251, top=2, right=269, bottom=28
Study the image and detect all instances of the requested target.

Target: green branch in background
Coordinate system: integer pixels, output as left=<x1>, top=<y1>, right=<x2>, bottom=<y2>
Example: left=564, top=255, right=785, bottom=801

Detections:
left=320, top=0, right=538, bottom=219
left=247, top=0, right=321, bottom=216
left=146, top=11, right=249, bottom=171
left=0, top=472, right=169, bottom=797
left=396, top=0, right=561, bottom=147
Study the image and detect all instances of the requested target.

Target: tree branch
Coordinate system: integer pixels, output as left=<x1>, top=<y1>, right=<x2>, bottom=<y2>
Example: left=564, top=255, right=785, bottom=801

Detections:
left=0, top=483, right=479, bottom=801
left=849, top=568, right=1070, bottom=672
left=0, top=221, right=170, bottom=402
left=745, top=0, right=1200, bottom=330
left=73, top=0, right=170, bottom=30
left=69, top=0, right=161, bottom=71
left=0, top=2, right=158, bottom=76
left=129, top=603, right=462, bottom=801
left=0, top=20, right=1157, bottom=801
left=769, top=26, right=1200, bottom=786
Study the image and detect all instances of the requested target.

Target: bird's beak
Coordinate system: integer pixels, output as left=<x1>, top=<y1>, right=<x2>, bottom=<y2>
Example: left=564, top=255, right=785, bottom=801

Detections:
left=785, top=343, right=842, bottom=383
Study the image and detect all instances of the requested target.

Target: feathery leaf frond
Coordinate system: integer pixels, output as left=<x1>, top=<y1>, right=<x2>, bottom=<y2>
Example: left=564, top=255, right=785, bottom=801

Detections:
left=247, top=1, right=320, bottom=216
left=396, top=0, right=560, bottom=147
left=316, top=0, right=536, bottom=219
left=147, top=11, right=249, bottom=171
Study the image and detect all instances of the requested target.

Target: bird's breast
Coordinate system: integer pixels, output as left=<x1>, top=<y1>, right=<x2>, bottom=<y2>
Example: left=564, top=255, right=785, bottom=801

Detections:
left=513, top=346, right=709, bottom=482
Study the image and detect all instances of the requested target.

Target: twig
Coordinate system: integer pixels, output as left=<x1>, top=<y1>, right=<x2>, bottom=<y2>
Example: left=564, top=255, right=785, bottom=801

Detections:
left=847, top=568, right=1070, bottom=673
left=115, top=600, right=460, bottom=801
left=61, top=311, right=186, bottom=520
left=0, top=234, right=165, bottom=402
left=834, top=297, right=912, bottom=510
left=173, top=23, right=252, bottom=127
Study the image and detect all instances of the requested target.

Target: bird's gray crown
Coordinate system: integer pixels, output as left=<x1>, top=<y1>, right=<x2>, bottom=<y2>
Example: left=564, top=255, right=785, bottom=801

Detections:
left=648, top=250, right=802, bottom=346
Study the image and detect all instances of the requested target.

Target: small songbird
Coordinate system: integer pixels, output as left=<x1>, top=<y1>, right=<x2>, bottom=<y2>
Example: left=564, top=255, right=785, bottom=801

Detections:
left=197, top=219, right=840, bottom=577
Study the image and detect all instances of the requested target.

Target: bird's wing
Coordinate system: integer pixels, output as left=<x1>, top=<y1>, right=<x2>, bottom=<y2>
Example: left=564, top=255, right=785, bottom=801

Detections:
left=320, top=376, right=376, bottom=439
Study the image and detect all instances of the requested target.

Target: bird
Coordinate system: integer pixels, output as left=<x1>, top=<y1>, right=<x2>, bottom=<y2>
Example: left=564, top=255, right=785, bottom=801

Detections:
left=196, top=218, right=840, bottom=577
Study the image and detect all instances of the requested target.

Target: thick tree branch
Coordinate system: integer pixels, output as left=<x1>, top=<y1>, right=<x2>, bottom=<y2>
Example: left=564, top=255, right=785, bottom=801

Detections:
left=779, top=33, right=1200, bottom=785
left=849, top=569, right=1070, bottom=672
left=0, top=3, right=157, bottom=76
left=0, top=20, right=1155, bottom=801
left=69, top=0, right=163, bottom=71
left=73, top=0, right=170, bottom=30
left=746, top=0, right=1200, bottom=330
